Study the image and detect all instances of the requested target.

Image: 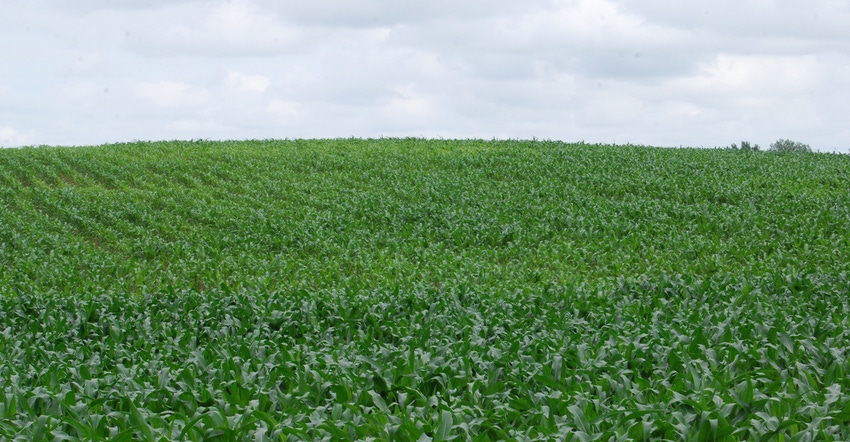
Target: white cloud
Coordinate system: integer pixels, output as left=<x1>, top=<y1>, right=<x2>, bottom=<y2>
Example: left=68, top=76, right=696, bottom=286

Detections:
left=685, top=54, right=821, bottom=94
left=0, top=126, right=30, bottom=147
left=613, top=0, right=850, bottom=45
left=382, top=85, right=435, bottom=121
left=389, top=0, right=696, bottom=81
left=511, top=0, right=672, bottom=46
left=661, top=52, right=824, bottom=135
left=266, top=99, right=299, bottom=117
left=262, top=0, right=535, bottom=27
left=667, top=102, right=702, bottom=118
left=225, top=71, right=271, bottom=93
left=1, top=0, right=849, bottom=151
left=63, top=53, right=107, bottom=75
left=134, top=81, right=209, bottom=107
left=125, top=0, right=306, bottom=57
left=578, top=94, right=646, bottom=128
left=51, top=0, right=198, bottom=13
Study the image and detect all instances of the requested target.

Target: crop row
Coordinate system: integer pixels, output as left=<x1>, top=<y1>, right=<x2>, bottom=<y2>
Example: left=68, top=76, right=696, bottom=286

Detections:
left=2, top=272, right=850, bottom=440
left=2, top=140, right=848, bottom=299
left=2, top=139, right=850, bottom=439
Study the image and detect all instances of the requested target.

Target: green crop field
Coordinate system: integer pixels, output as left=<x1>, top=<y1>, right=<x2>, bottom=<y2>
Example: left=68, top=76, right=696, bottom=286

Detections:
left=1, top=138, right=849, bottom=441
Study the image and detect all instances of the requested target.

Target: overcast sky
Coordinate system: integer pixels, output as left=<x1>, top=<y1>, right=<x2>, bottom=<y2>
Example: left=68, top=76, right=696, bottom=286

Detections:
left=2, top=0, right=849, bottom=151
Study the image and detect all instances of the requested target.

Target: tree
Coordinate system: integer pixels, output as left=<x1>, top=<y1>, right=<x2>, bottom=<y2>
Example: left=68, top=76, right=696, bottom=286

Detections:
left=769, top=139, right=811, bottom=153
left=728, top=141, right=760, bottom=151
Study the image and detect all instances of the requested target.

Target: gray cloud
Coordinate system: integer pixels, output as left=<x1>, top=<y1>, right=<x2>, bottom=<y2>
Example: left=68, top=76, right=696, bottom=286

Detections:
left=122, top=2, right=310, bottom=57
left=260, top=0, right=535, bottom=28
left=48, top=0, right=200, bottom=14
left=613, top=0, right=850, bottom=54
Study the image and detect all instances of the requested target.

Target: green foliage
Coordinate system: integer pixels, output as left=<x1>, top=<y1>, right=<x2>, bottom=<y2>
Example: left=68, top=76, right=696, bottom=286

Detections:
left=769, top=139, right=812, bottom=153
left=1, top=139, right=850, bottom=440
left=728, top=140, right=760, bottom=151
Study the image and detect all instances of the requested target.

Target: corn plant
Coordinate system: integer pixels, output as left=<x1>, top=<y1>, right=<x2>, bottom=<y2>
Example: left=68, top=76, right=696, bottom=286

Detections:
left=1, top=139, right=849, bottom=440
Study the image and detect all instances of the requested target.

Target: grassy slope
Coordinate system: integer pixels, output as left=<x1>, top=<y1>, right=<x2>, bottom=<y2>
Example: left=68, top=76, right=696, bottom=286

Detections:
left=1, top=139, right=849, bottom=440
